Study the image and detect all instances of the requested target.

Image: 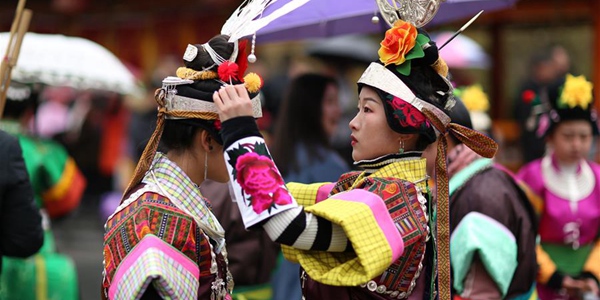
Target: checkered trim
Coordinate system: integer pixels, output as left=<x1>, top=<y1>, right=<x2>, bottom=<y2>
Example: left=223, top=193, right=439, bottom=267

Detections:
left=110, top=236, right=199, bottom=300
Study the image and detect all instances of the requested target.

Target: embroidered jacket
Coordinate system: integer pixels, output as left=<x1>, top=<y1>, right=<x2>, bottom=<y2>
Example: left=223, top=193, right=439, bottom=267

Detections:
left=221, top=117, right=435, bottom=299
left=102, top=153, right=232, bottom=300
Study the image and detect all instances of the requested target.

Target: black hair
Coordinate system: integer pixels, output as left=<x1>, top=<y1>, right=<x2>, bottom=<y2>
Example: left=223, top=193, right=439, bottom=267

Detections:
left=446, top=97, right=473, bottom=145
left=160, top=118, right=222, bottom=153
left=3, top=83, right=38, bottom=119
left=544, top=74, right=598, bottom=137
left=271, top=73, right=338, bottom=176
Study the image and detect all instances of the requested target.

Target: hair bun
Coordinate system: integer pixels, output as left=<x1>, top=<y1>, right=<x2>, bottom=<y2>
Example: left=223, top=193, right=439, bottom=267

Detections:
left=421, top=40, right=440, bottom=66
left=183, top=35, right=234, bottom=72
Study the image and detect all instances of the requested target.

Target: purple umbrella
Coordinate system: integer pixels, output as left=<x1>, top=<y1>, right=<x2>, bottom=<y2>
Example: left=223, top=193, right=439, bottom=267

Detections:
left=256, top=0, right=517, bottom=43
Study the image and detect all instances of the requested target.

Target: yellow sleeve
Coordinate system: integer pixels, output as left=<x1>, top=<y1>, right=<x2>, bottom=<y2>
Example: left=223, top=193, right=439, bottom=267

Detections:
left=583, top=240, right=600, bottom=280
left=537, top=244, right=557, bottom=284
left=282, top=191, right=399, bottom=286
left=282, top=182, right=332, bottom=264
left=286, top=182, right=331, bottom=207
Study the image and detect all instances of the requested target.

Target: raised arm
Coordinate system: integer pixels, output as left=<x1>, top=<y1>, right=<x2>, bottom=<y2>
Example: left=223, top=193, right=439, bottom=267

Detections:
left=213, top=85, right=404, bottom=284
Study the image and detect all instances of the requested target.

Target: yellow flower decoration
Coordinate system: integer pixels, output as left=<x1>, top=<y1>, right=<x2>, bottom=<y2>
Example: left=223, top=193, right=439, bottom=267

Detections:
left=244, top=72, right=263, bottom=93
left=458, top=85, right=489, bottom=112
left=560, top=74, right=593, bottom=109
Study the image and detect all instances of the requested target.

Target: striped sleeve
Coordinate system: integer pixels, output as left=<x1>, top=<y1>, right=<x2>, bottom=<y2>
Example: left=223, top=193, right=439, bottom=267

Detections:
left=263, top=206, right=350, bottom=252
left=223, top=135, right=350, bottom=251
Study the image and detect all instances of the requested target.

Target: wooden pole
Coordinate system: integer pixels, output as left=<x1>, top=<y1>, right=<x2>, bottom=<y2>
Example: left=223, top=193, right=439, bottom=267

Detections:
left=0, top=0, right=31, bottom=118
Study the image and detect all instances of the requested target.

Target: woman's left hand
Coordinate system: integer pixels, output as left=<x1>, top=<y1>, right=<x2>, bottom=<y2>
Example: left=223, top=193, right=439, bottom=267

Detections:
left=213, top=84, right=254, bottom=122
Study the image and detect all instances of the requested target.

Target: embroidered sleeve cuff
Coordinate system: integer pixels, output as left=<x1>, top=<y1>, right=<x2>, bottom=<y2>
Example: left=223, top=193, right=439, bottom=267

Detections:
left=547, top=271, right=564, bottom=290
left=224, top=136, right=298, bottom=228
left=221, top=116, right=262, bottom=149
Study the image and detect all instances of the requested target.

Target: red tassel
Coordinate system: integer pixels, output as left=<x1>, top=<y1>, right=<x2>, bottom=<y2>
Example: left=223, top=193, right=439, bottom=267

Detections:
left=218, top=61, right=239, bottom=82
left=236, top=39, right=248, bottom=80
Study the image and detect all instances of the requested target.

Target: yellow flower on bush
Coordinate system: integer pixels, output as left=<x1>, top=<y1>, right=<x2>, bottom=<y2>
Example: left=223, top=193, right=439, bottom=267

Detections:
left=378, top=20, right=417, bottom=66
left=460, top=85, right=489, bottom=112
left=560, top=74, right=593, bottom=109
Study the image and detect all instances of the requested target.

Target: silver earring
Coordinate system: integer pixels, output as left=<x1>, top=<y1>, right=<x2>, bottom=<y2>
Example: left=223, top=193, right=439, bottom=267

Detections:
left=204, top=151, right=208, bottom=180
left=399, top=140, right=404, bottom=154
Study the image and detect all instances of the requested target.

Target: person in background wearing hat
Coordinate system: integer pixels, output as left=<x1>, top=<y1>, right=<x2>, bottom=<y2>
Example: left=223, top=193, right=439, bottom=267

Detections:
left=0, top=82, right=85, bottom=300
left=213, top=19, right=496, bottom=299
left=101, top=34, right=265, bottom=300
left=0, top=130, right=43, bottom=276
left=422, top=98, right=537, bottom=300
left=517, top=74, right=600, bottom=300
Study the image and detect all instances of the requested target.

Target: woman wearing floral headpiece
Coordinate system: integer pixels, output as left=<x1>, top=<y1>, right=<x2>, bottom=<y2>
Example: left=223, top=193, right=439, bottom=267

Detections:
left=517, top=74, right=600, bottom=300
left=213, top=20, right=496, bottom=300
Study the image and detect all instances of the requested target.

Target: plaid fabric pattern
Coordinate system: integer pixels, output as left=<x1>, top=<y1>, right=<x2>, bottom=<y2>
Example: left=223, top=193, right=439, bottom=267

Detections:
left=143, top=152, right=221, bottom=234
left=282, top=199, right=393, bottom=285
left=285, top=182, right=330, bottom=207
left=283, top=158, right=430, bottom=293
left=112, top=243, right=198, bottom=300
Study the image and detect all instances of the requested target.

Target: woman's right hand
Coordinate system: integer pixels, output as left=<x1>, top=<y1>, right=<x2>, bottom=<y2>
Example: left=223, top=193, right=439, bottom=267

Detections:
left=583, top=278, right=599, bottom=297
left=561, top=276, right=586, bottom=298
left=213, top=84, right=254, bottom=122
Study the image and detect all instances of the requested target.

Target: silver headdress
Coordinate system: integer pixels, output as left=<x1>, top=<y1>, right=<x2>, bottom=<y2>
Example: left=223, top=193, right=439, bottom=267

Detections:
left=376, top=0, right=444, bottom=28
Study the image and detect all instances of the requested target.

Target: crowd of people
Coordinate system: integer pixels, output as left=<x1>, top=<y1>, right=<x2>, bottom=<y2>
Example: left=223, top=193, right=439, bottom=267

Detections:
left=0, top=5, right=599, bottom=300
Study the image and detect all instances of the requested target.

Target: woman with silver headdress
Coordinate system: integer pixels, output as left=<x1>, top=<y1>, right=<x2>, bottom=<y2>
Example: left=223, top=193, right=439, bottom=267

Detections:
left=213, top=19, right=496, bottom=299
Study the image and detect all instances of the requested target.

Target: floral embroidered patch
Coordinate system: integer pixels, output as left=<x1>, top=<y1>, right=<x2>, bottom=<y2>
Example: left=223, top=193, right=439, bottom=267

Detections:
left=226, top=141, right=292, bottom=214
left=387, top=95, right=430, bottom=130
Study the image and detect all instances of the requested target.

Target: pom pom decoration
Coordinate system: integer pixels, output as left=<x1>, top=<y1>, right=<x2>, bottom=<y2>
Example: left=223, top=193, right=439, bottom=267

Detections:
left=244, top=72, right=263, bottom=93
left=521, top=90, right=536, bottom=104
left=218, top=61, right=240, bottom=82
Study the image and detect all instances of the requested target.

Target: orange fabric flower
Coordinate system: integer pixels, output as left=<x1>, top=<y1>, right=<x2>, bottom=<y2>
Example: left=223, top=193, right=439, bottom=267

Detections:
left=378, top=20, right=418, bottom=66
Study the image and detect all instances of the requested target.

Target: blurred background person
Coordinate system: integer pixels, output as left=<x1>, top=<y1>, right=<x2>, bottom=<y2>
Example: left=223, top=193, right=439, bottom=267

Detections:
left=200, top=180, right=279, bottom=300
left=515, top=44, right=572, bottom=164
left=0, top=82, right=85, bottom=300
left=423, top=99, right=537, bottom=299
left=0, top=130, right=44, bottom=277
left=269, top=73, right=350, bottom=300
left=517, top=74, right=600, bottom=300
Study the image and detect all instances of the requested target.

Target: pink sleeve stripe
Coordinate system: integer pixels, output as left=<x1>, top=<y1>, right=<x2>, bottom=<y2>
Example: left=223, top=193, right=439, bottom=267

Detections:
left=316, top=183, right=335, bottom=203
left=330, top=189, right=404, bottom=262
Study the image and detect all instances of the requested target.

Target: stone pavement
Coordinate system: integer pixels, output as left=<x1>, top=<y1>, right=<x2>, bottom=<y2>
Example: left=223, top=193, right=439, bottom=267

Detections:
left=53, top=197, right=105, bottom=300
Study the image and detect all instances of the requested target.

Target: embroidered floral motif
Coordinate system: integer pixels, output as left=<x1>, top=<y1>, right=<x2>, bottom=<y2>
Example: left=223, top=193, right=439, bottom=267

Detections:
left=227, top=141, right=292, bottom=214
left=388, top=96, right=429, bottom=129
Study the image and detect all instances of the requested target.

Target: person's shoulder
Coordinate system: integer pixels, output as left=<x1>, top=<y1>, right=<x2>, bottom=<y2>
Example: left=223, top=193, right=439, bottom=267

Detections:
left=516, top=158, right=543, bottom=178
left=0, top=130, right=19, bottom=149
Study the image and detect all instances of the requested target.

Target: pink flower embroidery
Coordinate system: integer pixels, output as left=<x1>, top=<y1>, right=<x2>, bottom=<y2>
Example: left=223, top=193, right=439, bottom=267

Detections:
left=235, top=152, right=292, bottom=214
left=389, top=97, right=428, bottom=128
